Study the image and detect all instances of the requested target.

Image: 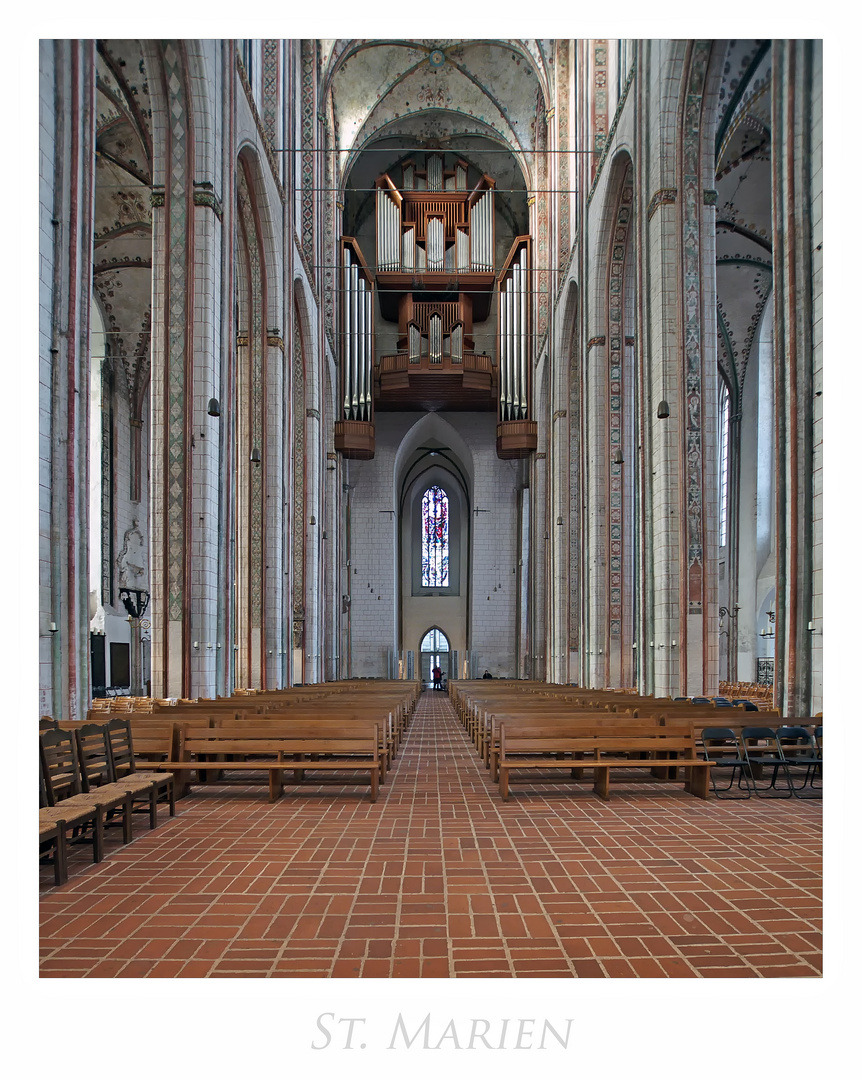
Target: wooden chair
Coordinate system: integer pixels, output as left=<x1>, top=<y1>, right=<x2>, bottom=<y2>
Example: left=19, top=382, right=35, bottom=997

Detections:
left=40, top=727, right=134, bottom=851
left=105, top=717, right=176, bottom=819
left=38, top=817, right=68, bottom=885
left=75, top=723, right=167, bottom=829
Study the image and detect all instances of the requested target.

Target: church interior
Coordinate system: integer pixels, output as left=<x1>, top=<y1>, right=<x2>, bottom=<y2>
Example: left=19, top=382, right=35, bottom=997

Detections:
left=33, top=37, right=827, bottom=996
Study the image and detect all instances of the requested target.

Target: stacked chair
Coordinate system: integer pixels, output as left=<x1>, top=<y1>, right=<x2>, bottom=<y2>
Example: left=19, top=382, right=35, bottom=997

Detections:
left=39, top=722, right=175, bottom=886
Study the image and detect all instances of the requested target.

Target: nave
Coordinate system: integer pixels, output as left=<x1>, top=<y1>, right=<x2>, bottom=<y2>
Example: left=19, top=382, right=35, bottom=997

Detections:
left=40, top=691, right=821, bottom=978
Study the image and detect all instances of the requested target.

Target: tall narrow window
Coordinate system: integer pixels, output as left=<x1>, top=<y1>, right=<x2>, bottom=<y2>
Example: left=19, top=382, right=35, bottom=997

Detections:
left=719, top=383, right=730, bottom=547
left=421, top=486, right=449, bottom=586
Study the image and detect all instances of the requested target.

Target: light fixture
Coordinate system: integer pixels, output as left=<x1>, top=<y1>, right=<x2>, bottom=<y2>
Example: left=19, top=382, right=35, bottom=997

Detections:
left=657, top=400, right=670, bottom=419
left=613, top=448, right=624, bottom=465
left=807, top=620, right=816, bottom=632
left=250, top=447, right=261, bottom=464
left=207, top=397, right=221, bottom=417
left=309, top=516, right=316, bottom=526
left=556, top=516, right=563, bottom=525
left=193, top=641, right=199, bottom=649
left=49, top=621, right=58, bottom=634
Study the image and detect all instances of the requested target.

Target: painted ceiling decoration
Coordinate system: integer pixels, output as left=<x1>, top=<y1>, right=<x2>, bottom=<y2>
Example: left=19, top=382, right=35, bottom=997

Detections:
left=325, top=40, right=549, bottom=178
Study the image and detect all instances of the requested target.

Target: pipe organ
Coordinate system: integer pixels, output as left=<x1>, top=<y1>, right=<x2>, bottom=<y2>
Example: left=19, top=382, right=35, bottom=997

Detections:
left=374, top=157, right=494, bottom=279
left=495, top=237, right=537, bottom=458
left=333, top=238, right=376, bottom=459
left=335, top=154, right=536, bottom=459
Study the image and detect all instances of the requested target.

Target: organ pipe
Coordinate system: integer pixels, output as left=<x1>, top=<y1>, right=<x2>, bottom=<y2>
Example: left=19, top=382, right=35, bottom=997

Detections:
left=350, top=261, right=359, bottom=416
left=402, top=226, right=414, bottom=272
left=451, top=324, right=463, bottom=364
left=430, top=314, right=442, bottom=364
left=365, top=286, right=373, bottom=420
left=518, top=259, right=527, bottom=417
left=343, top=246, right=351, bottom=417
left=356, top=265, right=365, bottom=417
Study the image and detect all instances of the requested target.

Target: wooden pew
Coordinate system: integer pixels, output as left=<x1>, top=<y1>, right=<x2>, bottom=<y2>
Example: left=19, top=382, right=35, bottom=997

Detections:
left=498, top=720, right=710, bottom=801
left=143, top=720, right=382, bottom=802
left=486, top=712, right=662, bottom=782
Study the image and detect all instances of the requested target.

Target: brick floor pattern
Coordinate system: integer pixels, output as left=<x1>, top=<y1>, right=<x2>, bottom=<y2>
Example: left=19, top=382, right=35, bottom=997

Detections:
left=40, top=691, right=822, bottom=978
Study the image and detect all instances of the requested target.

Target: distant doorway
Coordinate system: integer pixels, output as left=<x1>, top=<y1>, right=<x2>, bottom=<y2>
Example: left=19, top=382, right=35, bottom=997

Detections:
left=420, top=627, right=450, bottom=688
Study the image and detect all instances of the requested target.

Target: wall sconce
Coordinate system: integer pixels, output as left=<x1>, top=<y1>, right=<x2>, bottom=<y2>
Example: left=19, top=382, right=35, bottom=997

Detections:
left=657, top=400, right=670, bottom=419
left=718, top=604, right=740, bottom=628
left=192, top=641, right=199, bottom=649
left=632, top=642, right=637, bottom=650
left=649, top=641, right=654, bottom=648
left=671, top=640, right=677, bottom=648
left=760, top=610, right=776, bottom=638
left=233, top=645, right=239, bottom=652
left=556, top=516, right=563, bottom=525
left=250, top=447, right=261, bottom=464
left=309, top=516, right=316, bottom=526
left=207, top=397, right=221, bottom=417
left=613, top=448, right=624, bottom=465
left=49, top=621, right=58, bottom=634
left=206, top=642, right=213, bottom=649
left=216, top=643, right=222, bottom=649
left=322, top=530, right=327, bottom=540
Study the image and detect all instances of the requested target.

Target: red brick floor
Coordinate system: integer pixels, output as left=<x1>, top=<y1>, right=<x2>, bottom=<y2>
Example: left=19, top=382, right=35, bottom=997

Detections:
left=39, top=691, right=822, bottom=978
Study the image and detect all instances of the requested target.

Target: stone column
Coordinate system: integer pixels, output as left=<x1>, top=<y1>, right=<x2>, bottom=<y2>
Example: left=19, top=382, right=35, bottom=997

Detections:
left=41, top=40, right=97, bottom=721
left=771, top=40, right=821, bottom=716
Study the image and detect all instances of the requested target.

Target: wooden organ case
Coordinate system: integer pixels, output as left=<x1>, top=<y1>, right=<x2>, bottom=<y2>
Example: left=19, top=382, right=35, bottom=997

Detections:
left=334, top=154, right=537, bottom=460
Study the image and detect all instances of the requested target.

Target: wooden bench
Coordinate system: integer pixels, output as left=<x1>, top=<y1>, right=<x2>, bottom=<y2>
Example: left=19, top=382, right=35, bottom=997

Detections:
left=497, top=720, right=711, bottom=801
left=144, top=721, right=381, bottom=802
left=487, top=713, right=663, bottom=781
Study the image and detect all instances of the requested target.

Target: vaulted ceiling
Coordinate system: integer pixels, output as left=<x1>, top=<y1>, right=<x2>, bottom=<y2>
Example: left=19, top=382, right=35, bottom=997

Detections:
left=94, top=39, right=154, bottom=418
left=713, top=40, right=773, bottom=404
left=326, top=40, right=549, bottom=257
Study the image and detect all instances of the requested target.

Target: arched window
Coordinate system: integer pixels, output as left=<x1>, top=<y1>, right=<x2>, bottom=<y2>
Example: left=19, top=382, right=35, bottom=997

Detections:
left=719, top=382, right=730, bottom=548
left=421, top=485, right=449, bottom=586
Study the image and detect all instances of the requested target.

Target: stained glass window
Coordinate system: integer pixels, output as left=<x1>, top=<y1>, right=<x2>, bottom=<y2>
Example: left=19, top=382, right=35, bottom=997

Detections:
left=421, top=486, right=449, bottom=587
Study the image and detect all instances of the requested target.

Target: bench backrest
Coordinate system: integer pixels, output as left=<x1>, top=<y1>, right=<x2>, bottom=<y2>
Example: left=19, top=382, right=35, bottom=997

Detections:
left=39, top=727, right=84, bottom=803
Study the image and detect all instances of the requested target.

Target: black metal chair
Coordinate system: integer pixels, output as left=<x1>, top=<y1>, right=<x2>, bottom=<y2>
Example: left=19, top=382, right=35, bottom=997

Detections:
left=740, top=726, right=794, bottom=798
left=701, top=728, right=752, bottom=798
left=732, top=699, right=759, bottom=711
left=776, top=725, right=821, bottom=798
